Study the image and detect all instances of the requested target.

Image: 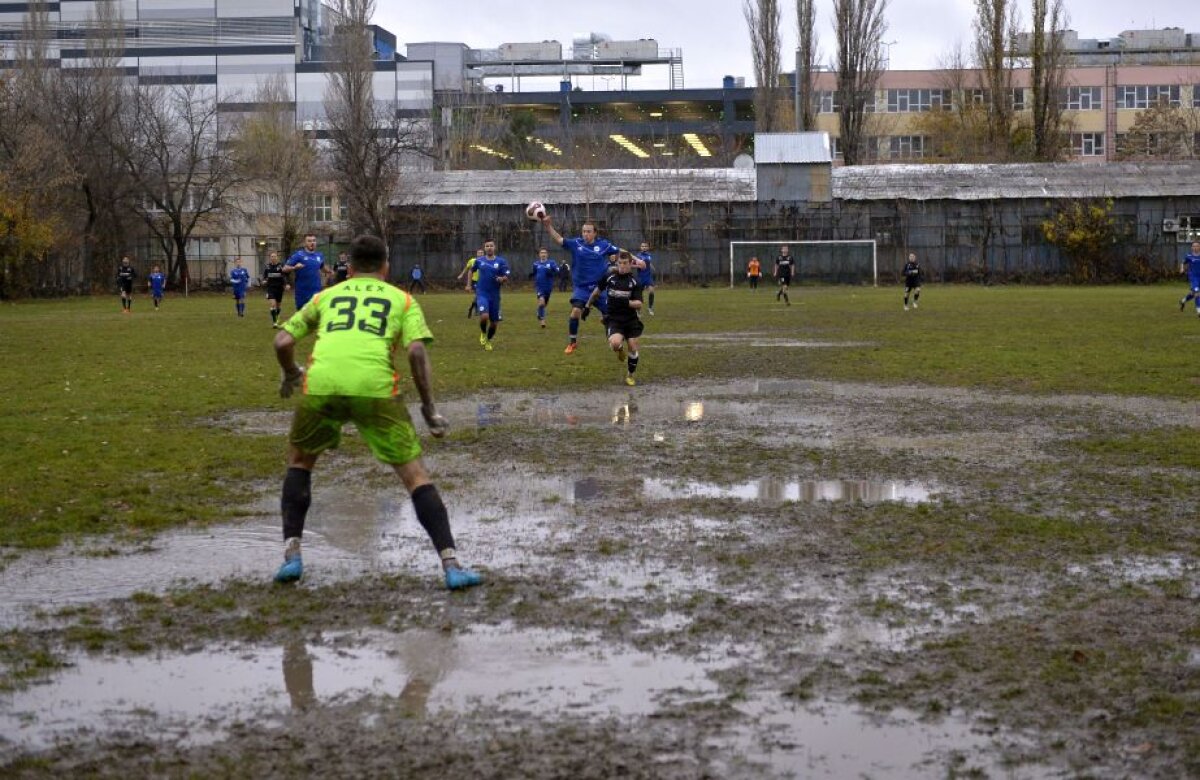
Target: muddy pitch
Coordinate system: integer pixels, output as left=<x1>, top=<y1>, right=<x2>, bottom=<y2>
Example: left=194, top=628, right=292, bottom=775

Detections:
left=2, top=379, right=1197, bottom=778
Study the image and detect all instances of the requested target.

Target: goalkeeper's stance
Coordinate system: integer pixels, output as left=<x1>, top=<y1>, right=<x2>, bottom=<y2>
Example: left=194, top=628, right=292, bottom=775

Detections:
left=272, top=234, right=483, bottom=590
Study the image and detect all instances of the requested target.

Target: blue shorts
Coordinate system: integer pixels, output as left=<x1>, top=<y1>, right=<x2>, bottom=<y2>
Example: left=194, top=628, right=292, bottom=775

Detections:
left=1189, top=278, right=1200, bottom=293
left=476, top=293, right=501, bottom=321
left=232, top=286, right=247, bottom=300
left=536, top=287, right=553, bottom=302
left=571, top=284, right=607, bottom=314
left=638, top=273, right=655, bottom=287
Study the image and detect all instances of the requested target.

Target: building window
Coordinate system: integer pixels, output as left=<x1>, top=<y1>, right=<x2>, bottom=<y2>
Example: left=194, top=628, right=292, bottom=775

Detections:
left=1116, top=84, right=1181, bottom=109
left=888, top=135, right=925, bottom=159
left=307, top=194, right=333, bottom=223
left=1193, top=86, right=1200, bottom=109
left=817, top=90, right=840, bottom=113
left=830, top=136, right=842, bottom=158
left=1060, top=86, right=1102, bottom=110
left=1011, top=88, right=1026, bottom=111
left=884, top=88, right=950, bottom=113
left=258, top=193, right=280, bottom=215
left=1070, top=132, right=1104, bottom=157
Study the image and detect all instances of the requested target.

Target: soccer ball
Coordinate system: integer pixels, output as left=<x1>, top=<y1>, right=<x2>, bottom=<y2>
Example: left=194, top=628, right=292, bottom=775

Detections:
left=525, top=200, right=546, bottom=221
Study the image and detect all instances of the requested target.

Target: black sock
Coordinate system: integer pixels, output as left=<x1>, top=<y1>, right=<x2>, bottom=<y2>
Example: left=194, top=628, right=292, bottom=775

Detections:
left=411, top=484, right=455, bottom=554
left=479, top=320, right=487, bottom=334
left=281, top=467, right=312, bottom=541
left=487, top=323, right=496, bottom=340
left=627, top=351, right=639, bottom=374
left=648, top=292, right=655, bottom=309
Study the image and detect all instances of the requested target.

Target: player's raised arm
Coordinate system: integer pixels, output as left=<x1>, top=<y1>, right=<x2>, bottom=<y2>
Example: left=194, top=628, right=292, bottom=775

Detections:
left=540, top=214, right=565, bottom=246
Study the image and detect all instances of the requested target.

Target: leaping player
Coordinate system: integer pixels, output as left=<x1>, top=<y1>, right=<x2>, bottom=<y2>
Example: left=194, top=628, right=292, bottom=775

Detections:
left=539, top=214, right=633, bottom=354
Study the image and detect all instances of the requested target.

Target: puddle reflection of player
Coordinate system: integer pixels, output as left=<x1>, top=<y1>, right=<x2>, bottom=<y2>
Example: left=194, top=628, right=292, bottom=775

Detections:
left=611, top=394, right=638, bottom=426
left=396, top=629, right=460, bottom=718
left=282, top=640, right=316, bottom=711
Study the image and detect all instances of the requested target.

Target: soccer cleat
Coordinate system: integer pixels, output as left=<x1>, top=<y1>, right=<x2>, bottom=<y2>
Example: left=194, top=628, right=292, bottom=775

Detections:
left=625, top=374, right=636, bottom=386
left=616, top=344, right=626, bottom=362
left=479, top=332, right=487, bottom=345
left=564, top=341, right=578, bottom=355
left=274, top=555, right=303, bottom=584
left=484, top=341, right=494, bottom=351
left=445, top=565, right=483, bottom=590
left=648, top=308, right=655, bottom=317
left=912, top=302, right=918, bottom=309
left=539, top=319, right=546, bottom=328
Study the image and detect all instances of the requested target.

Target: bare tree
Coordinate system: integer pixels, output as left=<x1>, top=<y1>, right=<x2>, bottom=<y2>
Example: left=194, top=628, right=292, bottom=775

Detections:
left=834, top=0, right=889, bottom=165
left=324, top=0, right=431, bottom=238
left=111, top=83, right=243, bottom=285
left=745, top=0, right=785, bottom=132
left=234, top=74, right=318, bottom=254
left=1028, top=0, right=1068, bottom=161
left=796, top=0, right=820, bottom=130
left=972, top=0, right=1020, bottom=155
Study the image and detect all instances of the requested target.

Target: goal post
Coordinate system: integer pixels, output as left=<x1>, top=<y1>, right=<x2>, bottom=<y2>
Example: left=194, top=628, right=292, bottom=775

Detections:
left=729, top=240, right=878, bottom=288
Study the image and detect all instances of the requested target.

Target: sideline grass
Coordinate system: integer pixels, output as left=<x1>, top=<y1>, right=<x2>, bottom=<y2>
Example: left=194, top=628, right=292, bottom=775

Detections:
left=0, top=283, right=1195, bottom=548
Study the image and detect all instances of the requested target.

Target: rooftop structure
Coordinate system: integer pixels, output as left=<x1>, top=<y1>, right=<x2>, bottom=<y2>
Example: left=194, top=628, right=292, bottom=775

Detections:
left=1014, top=28, right=1200, bottom=66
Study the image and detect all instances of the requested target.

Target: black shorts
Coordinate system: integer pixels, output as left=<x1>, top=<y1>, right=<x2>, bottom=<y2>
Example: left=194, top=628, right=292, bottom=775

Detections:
left=777, top=275, right=792, bottom=285
left=606, top=316, right=644, bottom=340
left=905, top=280, right=921, bottom=290
left=118, top=281, right=133, bottom=294
left=265, top=285, right=285, bottom=300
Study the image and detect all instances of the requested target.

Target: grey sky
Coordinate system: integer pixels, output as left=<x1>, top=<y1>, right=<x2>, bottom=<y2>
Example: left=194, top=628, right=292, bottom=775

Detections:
left=379, top=0, right=1190, bottom=89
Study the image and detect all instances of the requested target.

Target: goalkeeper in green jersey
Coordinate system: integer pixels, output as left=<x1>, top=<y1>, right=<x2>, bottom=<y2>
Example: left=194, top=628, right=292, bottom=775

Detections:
left=272, top=234, right=483, bottom=590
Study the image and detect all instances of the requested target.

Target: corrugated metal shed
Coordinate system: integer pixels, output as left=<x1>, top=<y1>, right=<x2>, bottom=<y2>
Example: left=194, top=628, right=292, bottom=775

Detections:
left=394, top=161, right=1200, bottom=207
left=754, top=132, right=833, bottom=164
left=833, top=162, right=1200, bottom=201
left=395, top=168, right=757, bottom=206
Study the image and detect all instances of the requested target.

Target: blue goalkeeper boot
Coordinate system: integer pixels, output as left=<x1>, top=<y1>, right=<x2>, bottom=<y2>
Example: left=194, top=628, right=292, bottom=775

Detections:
left=274, top=537, right=303, bottom=583
left=445, top=565, right=483, bottom=590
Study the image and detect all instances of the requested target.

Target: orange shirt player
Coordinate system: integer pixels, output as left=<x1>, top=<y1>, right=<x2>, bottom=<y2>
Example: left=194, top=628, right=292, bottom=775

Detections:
left=747, top=256, right=763, bottom=291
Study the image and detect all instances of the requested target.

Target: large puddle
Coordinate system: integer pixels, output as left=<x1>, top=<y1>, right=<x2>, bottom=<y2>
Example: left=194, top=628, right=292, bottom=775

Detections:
left=0, top=624, right=1043, bottom=777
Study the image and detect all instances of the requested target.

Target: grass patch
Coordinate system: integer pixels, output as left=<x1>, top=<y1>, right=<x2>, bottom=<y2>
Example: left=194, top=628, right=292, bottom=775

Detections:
left=1, top=285, right=1197, bottom=549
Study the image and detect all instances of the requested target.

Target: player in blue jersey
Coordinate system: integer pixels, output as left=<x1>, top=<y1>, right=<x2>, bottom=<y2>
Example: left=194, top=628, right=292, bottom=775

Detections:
left=474, top=239, right=510, bottom=351
left=1178, top=241, right=1200, bottom=317
left=636, top=241, right=656, bottom=316
left=529, top=248, right=560, bottom=328
left=283, top=233, right=329, bottom=310
left=229, top=257, right=251, bottom=317
left=147, top=265, right=166, bottom=311
left=539, top=214, right=632, bottom=354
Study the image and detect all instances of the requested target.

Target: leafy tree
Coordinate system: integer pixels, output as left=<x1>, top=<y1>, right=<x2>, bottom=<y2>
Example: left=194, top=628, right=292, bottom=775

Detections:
left=1041, top=198, right=1125, bottom=281
left=1115, top=98, right=1196, bottom=161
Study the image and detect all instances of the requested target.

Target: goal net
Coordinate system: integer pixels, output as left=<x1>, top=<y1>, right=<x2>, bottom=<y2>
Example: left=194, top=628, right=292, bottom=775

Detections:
left=729, top=240, right=877, bottom=287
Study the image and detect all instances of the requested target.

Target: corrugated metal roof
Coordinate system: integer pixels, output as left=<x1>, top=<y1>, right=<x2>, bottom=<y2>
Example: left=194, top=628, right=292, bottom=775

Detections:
left=833, top=162, right=1200, bottom=201
left=395, top=168, right=756, bottom=206
left=754, top=132, right=833, bottom=164
left=392, top=161, right=1200, bottom=206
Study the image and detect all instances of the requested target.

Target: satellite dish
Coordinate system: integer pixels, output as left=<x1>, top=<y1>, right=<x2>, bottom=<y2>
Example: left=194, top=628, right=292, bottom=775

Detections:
left=733, top=154, right=755, bottom=170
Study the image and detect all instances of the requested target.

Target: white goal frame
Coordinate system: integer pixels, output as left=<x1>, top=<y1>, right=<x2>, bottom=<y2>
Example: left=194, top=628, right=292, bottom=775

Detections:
left=728, top=240, right=878, bottom=288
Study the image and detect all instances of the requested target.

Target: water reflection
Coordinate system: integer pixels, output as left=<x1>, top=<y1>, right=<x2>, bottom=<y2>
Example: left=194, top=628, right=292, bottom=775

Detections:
left=282, top=640, right=315, bottom=711
left=570, top=477, right=932, bottom=504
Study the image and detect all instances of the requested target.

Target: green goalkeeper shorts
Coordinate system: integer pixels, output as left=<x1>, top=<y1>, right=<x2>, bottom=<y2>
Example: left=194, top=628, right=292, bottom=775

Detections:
left=289, top=395, right=422, bottom=465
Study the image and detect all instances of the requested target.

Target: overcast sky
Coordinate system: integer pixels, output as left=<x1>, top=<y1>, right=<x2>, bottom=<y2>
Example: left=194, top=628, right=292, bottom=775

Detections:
left=378, top=0, right=1190, bottom=90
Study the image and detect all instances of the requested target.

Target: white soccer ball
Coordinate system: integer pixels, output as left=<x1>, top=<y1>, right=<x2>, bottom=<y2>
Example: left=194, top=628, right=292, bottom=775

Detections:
left=525, top=200, right=546, bottom=221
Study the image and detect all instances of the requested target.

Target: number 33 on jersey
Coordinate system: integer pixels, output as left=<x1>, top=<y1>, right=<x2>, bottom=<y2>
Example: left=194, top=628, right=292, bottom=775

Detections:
left=280, top=282, right=433, bottom=398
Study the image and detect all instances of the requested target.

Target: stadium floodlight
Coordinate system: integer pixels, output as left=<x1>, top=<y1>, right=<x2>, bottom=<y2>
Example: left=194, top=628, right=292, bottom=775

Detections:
left=728, top=240, right=877, bottom=288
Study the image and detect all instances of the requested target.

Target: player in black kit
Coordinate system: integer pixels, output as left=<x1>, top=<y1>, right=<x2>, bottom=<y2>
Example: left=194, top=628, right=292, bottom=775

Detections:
left=262, top=250, right=288, bottom=327
left=585, top=250, right=644, bottom=386
left=117, top=255, right=136, bottom=313
left=774, top=245, right=794, bottom=305
left=331, top=252, right=350, bottom=284
left=902, top=252, right=922, bottom=310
